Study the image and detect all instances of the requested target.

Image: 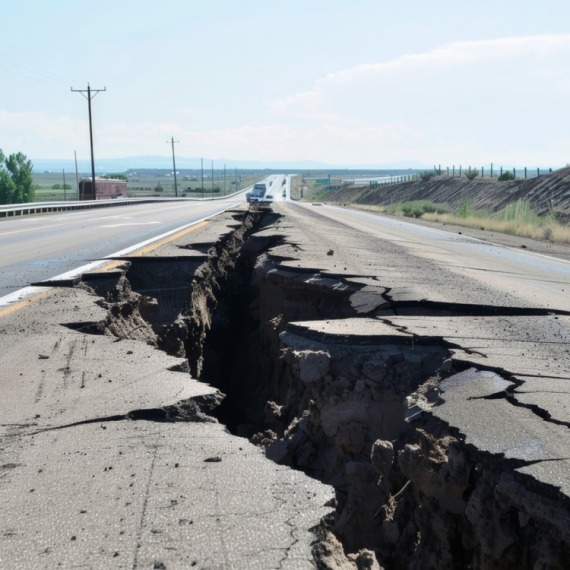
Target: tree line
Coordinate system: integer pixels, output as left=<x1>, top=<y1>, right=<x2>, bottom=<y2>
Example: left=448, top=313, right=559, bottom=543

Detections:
left=0, top=150, right=34, bottom=204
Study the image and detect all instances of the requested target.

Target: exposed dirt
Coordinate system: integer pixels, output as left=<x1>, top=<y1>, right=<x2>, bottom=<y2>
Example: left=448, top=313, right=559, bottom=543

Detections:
left=322, top=167, right=570, bottom=224
left=56, top=205, right=570, bottom=569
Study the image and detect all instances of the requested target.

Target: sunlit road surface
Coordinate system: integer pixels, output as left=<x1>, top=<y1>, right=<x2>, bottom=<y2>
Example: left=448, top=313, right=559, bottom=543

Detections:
left=0, top=195, right=248, bottom=298
left=297, top=203, right=570, bottom=314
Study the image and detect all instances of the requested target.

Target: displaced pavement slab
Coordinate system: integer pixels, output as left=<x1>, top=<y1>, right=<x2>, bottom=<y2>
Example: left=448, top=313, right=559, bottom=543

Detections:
left=378, top=315, right=570, bottom=425
left=433, top=368, right=570, bottom=500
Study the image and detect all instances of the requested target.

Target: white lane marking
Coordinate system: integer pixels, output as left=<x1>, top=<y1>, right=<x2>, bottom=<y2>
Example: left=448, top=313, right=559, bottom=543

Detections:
left=0, top=203, right=240, bottom=310
left=101, top=222, right=161, bottom=228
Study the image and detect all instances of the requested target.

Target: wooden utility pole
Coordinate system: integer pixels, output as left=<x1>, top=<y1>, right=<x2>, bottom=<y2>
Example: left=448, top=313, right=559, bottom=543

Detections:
left=74, top=151, right=79, bottom=198
left=167, top=137, right=179, bottom=197
left=71, top=84, right=106, bottom=199
left=201, top=158, right=204, bottom=198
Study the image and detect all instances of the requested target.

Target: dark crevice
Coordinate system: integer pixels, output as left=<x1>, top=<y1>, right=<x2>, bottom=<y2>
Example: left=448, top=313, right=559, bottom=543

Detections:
left=375, top=299, right=570, bottom=317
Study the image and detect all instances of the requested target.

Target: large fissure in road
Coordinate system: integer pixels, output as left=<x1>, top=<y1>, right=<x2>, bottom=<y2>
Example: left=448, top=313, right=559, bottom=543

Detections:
left=59, top=208, right=570, bottom=570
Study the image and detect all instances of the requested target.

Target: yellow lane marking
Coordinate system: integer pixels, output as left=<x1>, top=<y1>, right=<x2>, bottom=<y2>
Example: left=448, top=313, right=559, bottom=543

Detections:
left=0, top=290, right=52, bottom=318
left=92, top=260, right=126, bottom=273
left=0, top=219, right=210, bottom=317
left=129, top=220, right=210, bottom=257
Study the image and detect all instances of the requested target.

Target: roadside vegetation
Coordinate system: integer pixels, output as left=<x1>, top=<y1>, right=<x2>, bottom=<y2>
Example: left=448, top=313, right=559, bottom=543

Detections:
left=344, top=198, right=570, bottom=243
left=422, top=198, right=570, bottom=242
left=0, top=149, right=34, bottom=204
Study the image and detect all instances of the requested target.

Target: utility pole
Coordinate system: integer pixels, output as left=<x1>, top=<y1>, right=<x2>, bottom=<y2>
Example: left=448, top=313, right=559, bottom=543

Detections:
left=71, top=84, right=106, bottom=199
left=211, top=160, right=214, bottom=199
left=63, top=169, right=67, bottom=201
left=167, top=137, right=179, bottom=197
left=201, top=158, right=204, bottom=199
left=224, top=164, right=226, bottom=195
left=74, top=151, right=79, bottom=199
left=234, top=167, right=237, bottom=192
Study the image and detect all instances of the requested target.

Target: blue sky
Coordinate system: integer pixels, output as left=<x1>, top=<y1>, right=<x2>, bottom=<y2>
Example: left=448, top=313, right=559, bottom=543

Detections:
left=1, top=0, right=569, bottom=167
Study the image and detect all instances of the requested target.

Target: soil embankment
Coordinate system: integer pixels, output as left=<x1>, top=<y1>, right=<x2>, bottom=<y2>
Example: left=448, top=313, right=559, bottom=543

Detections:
left=323, top=167, right=570, bottom=223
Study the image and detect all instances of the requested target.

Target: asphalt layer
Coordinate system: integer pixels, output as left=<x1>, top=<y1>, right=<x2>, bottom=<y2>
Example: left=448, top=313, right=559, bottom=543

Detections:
left=2, top=196, right=570, bottom=568
left=270, top=202, right=570, bottom=500
left=0, top=207, right=333, bottom=570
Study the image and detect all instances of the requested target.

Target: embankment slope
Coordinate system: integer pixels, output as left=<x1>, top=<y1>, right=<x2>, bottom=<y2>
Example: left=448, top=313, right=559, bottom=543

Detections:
left=326, top=167, right=570, bottom=223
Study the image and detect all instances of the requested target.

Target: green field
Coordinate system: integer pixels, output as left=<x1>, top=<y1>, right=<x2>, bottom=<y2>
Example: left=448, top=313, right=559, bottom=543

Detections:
left=31, top=172, right=260, bottom=201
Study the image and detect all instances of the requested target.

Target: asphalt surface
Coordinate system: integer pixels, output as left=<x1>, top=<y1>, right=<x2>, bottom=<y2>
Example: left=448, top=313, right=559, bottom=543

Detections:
left=268, top=201, right=570, bottom=499
left=2, top=190, right=569, bottom=568
left=0, top=195, right=245, bottom=299
left=0, top=203, right=332, bottom=570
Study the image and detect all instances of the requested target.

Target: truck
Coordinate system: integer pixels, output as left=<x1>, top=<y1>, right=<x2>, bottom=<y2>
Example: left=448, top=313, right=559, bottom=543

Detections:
left=247, top=182, right=267, bottom=204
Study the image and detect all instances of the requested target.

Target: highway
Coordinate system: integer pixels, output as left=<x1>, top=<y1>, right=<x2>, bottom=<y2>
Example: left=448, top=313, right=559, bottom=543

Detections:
left=1, top=186, right=570, bottom=568
left=0, top=193, right=246, bottom=300
left=300, top=203, right=570, bottom=313
left=0, top=175, right=291, bottom=301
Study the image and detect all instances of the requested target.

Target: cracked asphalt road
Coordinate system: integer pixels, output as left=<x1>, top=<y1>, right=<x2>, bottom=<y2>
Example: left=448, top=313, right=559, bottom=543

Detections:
left=2, top=198, right=570, bottom=568
left=270, top=202, right=570, bottom=500
left=0, top=213, right=333, bottom=570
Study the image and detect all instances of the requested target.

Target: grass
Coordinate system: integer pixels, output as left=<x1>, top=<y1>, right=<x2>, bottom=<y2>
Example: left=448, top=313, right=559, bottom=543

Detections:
left=303, top=180, right=333, bottom=202
left=345, top=198, right=570, bottom=243
left=384, top=200, right=450, bottom=218
left=422, top=199, right=570, bottom=243
left=31, top=172, right=259, bottom=201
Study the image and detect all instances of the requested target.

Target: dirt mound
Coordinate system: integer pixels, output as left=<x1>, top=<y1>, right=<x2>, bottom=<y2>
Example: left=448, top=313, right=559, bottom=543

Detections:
left=327, top=168, right=570, bottom=223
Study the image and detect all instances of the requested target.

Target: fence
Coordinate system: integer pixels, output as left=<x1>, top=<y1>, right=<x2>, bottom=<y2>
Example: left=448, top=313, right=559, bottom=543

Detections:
left=432, top=164, right=557, bottom=180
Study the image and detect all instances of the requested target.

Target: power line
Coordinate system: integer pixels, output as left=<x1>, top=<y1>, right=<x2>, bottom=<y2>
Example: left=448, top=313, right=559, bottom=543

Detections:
left=71, top=84, right=106, bottom=199
left=0, top=41, right=83, bottom=84
left=0, top=54, right=71, bottom=86
left=0, top=64, right=68, bottom=88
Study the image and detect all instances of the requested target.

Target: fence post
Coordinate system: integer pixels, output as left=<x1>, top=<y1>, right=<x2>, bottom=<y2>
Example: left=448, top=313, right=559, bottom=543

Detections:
left=452, top=165, right=455, bottom=177
left=447, top=167, right=449, bottom=177
left=482, top=167, right=484, bottom=178
left=491, top=163, right=493, bottom=178
left=513, top=167, right=515, bottom=178
left=537, top=168, right=540, bottom=177
left=525, top=167, right=527, bottom=179
left=500, top=166, right=503, bottom=176
left=459, top=165, right=462, bottom=177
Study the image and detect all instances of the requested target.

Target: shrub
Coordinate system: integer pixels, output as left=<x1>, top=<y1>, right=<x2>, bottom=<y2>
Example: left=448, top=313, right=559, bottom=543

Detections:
left=498, top=171, right=515, bottom=181
left=458, top=199, right=469, bottom=217
left=420, top=171, right=436, bottom=181
left=465, top=169, right=479, bottom=180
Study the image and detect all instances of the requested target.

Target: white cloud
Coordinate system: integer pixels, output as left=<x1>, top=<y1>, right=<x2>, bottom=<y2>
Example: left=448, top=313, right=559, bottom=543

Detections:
left=268, top=34, right=570, bottom=165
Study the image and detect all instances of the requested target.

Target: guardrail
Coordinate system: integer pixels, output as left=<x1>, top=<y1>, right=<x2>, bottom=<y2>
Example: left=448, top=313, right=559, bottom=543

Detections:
left=0, top=189, right=249, bottom=219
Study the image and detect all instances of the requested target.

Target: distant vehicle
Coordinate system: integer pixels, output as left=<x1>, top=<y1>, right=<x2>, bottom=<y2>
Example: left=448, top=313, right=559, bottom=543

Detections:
left=79, top=177, right=127, bottom=200
left=281, top=178, right=286, bottom=185
left=264, top=194, right=274, bottom=202
left=248, top=183, right=267, bottom=203
left=282, top=189, right=286, bottom=198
